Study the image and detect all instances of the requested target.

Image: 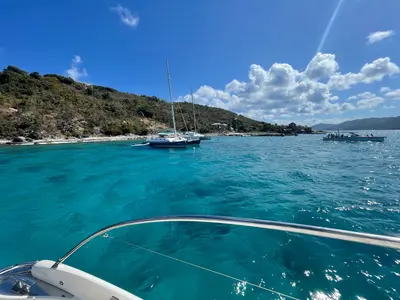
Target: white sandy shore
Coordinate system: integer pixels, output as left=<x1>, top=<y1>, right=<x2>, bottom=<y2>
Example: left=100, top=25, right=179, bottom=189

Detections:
left=0, top=135, right=147, bottom=146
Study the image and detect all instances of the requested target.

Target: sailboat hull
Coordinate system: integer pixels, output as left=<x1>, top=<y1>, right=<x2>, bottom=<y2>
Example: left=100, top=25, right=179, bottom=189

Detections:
left=183, top=132, right=204, bottom=144
left=187, top=139, right=201, bottom=145
left=148, top=141, right=188, bottom=148
left=200, top=136, right=211, bottom=140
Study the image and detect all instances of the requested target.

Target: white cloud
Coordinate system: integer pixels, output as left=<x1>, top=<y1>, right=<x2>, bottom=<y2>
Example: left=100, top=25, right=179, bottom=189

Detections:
left=178, top=53, right=398, bottom=122
left=226, top=79, right=246, bottom=93
left=356, top=97, right=384, bottom=109
left=360, top=58, right=399, bottom=83
left=341, top=102, right=356, bottom=111
left=328, top=73, right=362, bottom=90
left=367, top=30, right=395, bottom=44
left=328, top=57, right=400, bottom=90
left=304, top=53, right=339, bottom=80
left=384, top=89, right=400, bottom=100
left=346, top=92, right=385, bottom=109
left=380, top=87, right=392, bottom=93
left=357, top=92, right=376, bottom=99
left=111, top=4, right=139, bottom=28
left=348, top=92, right=376, bottom=101
left=350, top=89, right=400, bottom=108
left=307, top=117, right=352, bottom=126
left=73, top=55, right=82, bottom=64
left=330, top=96, right=339, bottom=101
left=66, top=55, right=88, bottom=81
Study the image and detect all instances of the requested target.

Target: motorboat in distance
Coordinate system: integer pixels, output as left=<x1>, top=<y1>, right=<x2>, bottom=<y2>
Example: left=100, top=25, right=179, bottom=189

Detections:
left=323, top=131, right=385, bottom=142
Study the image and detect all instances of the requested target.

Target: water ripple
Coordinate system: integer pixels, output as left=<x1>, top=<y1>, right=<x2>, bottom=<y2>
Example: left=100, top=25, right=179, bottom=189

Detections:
left=0, top=133, right=399, bottom=299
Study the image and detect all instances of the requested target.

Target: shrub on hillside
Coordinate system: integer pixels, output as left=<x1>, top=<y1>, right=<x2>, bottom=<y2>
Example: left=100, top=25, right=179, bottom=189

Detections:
left=136, top=105, right=154, bottom=118
left=102, top=120, right=148, bottom=136
left=6, top=66, right=27, bottom=75
left=29, top=72, right=41, bottom=80
left=43, top=74, right=75, bottom=85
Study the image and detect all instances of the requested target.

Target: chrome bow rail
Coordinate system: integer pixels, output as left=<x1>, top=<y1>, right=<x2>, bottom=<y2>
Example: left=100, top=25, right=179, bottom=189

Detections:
left=52, top=215, right=400, bottom=268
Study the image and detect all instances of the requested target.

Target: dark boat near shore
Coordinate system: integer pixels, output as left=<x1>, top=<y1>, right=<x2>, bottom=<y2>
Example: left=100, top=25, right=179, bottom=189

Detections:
left=323, top=131, right=385, bottom=142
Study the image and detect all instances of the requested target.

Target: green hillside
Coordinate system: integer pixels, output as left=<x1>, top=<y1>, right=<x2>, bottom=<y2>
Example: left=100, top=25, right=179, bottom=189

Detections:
left=0, top=66, right=311, bottom=139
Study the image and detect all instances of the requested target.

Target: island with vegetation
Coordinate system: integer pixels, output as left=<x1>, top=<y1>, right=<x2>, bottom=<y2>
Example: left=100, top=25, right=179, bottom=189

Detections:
left=0, top=66, right=312, bottom=143
left=313, top=116, right=400, bottom=131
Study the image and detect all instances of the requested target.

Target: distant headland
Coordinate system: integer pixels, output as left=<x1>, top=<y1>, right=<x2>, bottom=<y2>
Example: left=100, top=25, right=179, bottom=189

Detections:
left=312, top=116, right=400, bottom=131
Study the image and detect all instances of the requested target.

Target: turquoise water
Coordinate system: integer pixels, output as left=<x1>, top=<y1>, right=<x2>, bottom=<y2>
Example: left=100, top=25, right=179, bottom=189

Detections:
left=0, top=133, right=399, bottom=299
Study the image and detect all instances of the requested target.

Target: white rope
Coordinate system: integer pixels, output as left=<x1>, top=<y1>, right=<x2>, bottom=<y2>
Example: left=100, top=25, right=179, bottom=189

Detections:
left=105, top=236, right=299, bottom=300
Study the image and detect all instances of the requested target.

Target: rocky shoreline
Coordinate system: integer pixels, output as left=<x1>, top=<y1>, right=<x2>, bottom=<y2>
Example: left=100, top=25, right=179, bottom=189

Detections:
left=0, top=131, right=323, bottom=146
left=0, top=135, right=146, bottom=146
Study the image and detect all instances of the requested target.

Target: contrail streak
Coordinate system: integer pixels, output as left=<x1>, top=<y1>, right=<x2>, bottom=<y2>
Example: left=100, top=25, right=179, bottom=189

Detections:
left=316, top=0, right=345, bottom=54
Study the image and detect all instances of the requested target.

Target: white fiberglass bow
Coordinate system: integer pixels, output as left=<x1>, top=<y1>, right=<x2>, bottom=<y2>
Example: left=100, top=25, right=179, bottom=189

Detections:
left=1, top=215, right=399, bottom=300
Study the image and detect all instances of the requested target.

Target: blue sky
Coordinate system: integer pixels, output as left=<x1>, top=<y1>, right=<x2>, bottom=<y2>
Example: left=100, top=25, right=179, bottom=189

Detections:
left=0, top=0, right=399, bottom=125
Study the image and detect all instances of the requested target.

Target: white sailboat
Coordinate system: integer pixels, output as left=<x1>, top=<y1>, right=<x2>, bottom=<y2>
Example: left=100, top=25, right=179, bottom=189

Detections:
left=0, top=215, right=399, bottom=299
left=183, top=89, right=203, bottom=144
left=146, top=61, right=188, bottom=148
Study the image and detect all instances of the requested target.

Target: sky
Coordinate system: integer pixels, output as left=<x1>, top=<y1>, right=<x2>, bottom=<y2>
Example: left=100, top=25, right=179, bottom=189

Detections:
left=0, top=0, right=399, bottom=125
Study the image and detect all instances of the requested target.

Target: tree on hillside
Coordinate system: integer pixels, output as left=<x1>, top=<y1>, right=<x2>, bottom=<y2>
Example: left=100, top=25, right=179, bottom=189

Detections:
left=6, top=66, right=27, bottom=75
left=29, top=72, right=41, bottom=80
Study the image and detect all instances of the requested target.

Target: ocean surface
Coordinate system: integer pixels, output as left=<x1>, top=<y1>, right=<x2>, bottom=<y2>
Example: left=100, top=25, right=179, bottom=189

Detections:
left=0, top=133, right=399, bottom=299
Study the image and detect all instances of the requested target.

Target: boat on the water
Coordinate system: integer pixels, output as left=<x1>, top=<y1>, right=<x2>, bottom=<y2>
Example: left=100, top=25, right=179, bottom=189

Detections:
left=226, top=132, right=250, bottom=137
left=147, top=61, right=188, bottom=148
left=323, top=131, right=385, bottom=142
left=199, top=135, right=211, bottom=140
left=146, top=135, right=188, bottom=148
left=182, top=131, right=202, bottom=144
left=182, top=90, right=202, bottom=144
left=0, top=215, right=399, bottom=299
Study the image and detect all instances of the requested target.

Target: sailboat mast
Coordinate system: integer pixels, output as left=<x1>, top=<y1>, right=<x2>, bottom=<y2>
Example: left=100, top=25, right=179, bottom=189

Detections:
left=191, top=88, right=197, bottom=133
left=166, top=60, right=177, bottom=136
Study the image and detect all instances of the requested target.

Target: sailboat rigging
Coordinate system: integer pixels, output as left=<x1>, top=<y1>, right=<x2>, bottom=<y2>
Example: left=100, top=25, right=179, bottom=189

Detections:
left=146, top=61, right=188, bottom=148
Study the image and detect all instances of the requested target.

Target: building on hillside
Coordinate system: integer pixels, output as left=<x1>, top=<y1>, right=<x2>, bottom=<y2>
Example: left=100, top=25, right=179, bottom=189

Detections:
left=211, top=123, right=228, bottom=133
